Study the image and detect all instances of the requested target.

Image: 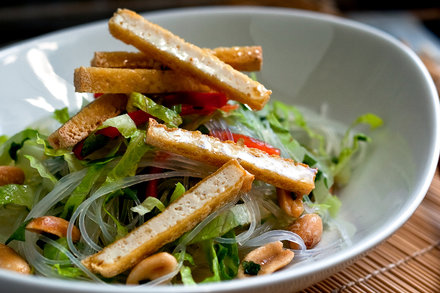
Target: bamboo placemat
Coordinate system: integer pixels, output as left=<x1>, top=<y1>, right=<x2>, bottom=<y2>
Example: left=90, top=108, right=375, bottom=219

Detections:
left=302, top=168, right=440, bottom=292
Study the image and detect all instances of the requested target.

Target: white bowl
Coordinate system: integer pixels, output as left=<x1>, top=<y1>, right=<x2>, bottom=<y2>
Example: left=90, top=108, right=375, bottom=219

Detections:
left=0, top=6, right=438, bottom=293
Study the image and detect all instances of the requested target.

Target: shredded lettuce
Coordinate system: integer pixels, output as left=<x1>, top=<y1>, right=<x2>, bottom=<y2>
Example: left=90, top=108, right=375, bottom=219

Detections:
left=200, top=230, right=239, bottom=282
left=25, top=155, right=57, bottom=186
left=189, top=204, right=250, bottom=244
left=106, top=130, right=151, bottom=182
left=53, top=107, right=70, bottom=124
left=169, top=182, right=186, bottom=204
left=0, top=184, right=34, bottom=209
left=5, top=218, right=33, bottom=244
left=43, top=237, right=70, bottom=261
left=331, top=113, right=383, bottom=185
left=128, top=92, right=182, bottom=128
left=0, top=129, right=39, bottom=165
left=131, top=196, right=165, bottom=216
left=174, top=251, right=196, bottom=285
left=61, top=164, right=104, bottom=219
left=0, top=135, right=7, bottom=145
left=98, top=114, right=137, bottom=138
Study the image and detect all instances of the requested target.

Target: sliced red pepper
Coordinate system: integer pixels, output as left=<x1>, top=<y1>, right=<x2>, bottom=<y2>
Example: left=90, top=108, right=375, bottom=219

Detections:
left=127, top=110, right=152, bottom=125
left=95, top=110, right=152, bottom=138
left=145, top=167, right=162, bottom=198
left=72, top=140, right=85, bottom=160
left=218, top=104, right=239, bottom=112
left=96, top=126, right=120, bottom=138
left=162, top=92, right=228, bottom=108
left=211, top=130, right=281, bottom=156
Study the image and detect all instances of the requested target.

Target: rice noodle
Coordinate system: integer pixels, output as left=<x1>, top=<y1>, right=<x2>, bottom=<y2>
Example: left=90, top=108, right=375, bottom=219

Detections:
left=25, top=169, right=88, bottom=220
left=214, top=192, right=260, bottom=245
left=243, top=230, right=306, bottom=251
left=38, top=234, right=106, bottom=283
left=205, top=117, right=234, bottom=140
left=67, top=171, right=202, bottom=258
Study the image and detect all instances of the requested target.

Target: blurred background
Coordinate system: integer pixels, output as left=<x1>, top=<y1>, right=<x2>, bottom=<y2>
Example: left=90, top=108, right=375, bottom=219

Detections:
left=0, top=0, right=439, bottom=46
left=1, top=0, right=439, bottom=91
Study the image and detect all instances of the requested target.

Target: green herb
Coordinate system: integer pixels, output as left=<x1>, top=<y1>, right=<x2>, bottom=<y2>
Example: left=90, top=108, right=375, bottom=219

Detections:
left=242, top=261, right=261, bottom=275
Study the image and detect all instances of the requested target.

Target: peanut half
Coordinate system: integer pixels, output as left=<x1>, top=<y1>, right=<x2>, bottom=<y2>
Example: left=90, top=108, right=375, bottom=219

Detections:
left=126, top=252, right=178, bottom=285
left=238, top=241, right=294, bottom=278
left=0, top=166, right=25, bottom=186
left=276, top=188, right=304, bottom=218
left=288, top=213, right=323, bottom=249
left=0, top=243, right=30, bottom=274
left=26, top=216, right=81, bottom=242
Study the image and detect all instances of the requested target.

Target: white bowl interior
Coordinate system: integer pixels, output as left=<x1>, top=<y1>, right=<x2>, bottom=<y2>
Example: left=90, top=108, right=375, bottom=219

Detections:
left=0, top=6, right=438, bottom=293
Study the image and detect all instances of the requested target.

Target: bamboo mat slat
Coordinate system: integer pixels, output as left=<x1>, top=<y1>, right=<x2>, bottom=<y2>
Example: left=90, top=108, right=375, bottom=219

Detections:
left=303, top=168, right=440, bottom=292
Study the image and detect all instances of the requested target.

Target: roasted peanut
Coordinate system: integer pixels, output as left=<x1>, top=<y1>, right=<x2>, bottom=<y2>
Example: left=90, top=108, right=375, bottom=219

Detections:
left=0, top=243, right=30, bottom=274
left=26, top=216, right=81, bottom=242
left=126, top=252, right=178, bottom=285
left=0, top=166, right=25, bottom=186
left=237, top=241, right=294, bottom=278
left=276, top=188, right=304, bottom=218
left=288, top=213, right=323, bottom=249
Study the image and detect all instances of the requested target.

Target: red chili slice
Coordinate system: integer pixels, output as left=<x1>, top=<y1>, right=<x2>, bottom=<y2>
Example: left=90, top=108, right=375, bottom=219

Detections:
left=127, top=110, right=152, bottom=125
left=145, top=167, right=162, bottom=198
left=162, top=92, right=228, bottom=108
left=211, top=130, right=281, bottom=156
left=72, top=140, right=85, bottom=160
left=96, top=126, right=120, bottom=138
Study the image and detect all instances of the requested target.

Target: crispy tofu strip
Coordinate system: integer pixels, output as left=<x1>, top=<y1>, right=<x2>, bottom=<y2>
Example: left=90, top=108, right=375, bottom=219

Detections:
left=146, top=119, right=317, bottom=195
left=48, top=93, right=127, bottom=149
left=91, top=46, right=262, bottom=72
left=108, top=9, right=271, bottom=110
left=74, top=66, right=211, bottom=94
left=82, top=159, right=254, bottom=277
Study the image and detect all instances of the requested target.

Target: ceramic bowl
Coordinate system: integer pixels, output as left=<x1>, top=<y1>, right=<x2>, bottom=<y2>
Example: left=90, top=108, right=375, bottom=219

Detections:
left=0, top=6, right=438, bottom=293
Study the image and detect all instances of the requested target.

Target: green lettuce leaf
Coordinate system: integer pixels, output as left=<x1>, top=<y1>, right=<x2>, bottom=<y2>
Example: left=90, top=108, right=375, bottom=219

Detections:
left=61, top=164, right=104, bottom=219
left=216, top=231, right=239, bottom=280
left=43, top=237, right=70, bottom=261
left=5, top=218, right=33, bottom=244
left=128, top=92, right=182, bottom=128
left=200, top=239, right=221, bottom=283
left=200, top=230, right=239, bottom=282
left=189, top=204, right=250, bottom=244
left=0, top=184, right=34, bottom=209
left=179, top=266, right=197, bottom=285
left=130, top=196, right=165, bottom=216
left=0, top=129, right=39, bottom=165
left=106, top=130, right=152, bottom=182
left=0, top=135, right=7, bottom=145
left=169, top=182, right=186, bottom=204
left=98, top=114, right=137, bottom=138
left=53, top=264, right=85, bottom=279
left=53, top=107, right=70, bottom=124
left=25, top=155, right=57, bottom=186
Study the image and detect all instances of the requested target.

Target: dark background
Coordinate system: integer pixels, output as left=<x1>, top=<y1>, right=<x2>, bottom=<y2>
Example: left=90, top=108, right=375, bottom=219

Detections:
left=1, top=0, right=439, bottom=47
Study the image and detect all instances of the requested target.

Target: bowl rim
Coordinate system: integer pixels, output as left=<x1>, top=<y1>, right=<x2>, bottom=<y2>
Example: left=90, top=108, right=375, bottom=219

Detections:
left=0, top=5, right=439, bottom=292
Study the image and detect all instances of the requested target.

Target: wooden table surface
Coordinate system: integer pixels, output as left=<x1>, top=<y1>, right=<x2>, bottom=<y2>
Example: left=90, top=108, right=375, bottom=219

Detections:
left=303, top=168, right=440, bottom=292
